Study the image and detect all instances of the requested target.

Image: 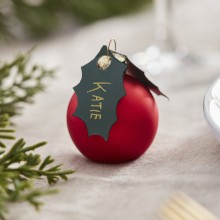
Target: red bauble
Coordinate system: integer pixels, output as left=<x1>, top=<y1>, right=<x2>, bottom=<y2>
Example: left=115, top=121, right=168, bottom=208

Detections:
left=67, top=75, right=158, bottom=163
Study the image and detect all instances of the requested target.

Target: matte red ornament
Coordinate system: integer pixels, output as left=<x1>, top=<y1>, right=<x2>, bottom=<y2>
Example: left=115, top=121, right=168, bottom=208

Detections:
left=67, top=74, right=158, bottom=163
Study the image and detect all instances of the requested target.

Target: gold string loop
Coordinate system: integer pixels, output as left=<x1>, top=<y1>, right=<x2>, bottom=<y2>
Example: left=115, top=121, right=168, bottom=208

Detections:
left=107, top=38, right=117, bottom=56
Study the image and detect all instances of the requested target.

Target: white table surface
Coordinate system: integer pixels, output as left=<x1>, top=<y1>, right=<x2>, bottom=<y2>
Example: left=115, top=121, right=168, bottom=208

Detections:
left=1, top=0, right=220, bottom=219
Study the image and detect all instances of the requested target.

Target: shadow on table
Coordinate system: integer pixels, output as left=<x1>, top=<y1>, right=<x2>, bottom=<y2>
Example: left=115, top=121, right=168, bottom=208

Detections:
left=61, top=152, right=141, bottom=178
left=60, top=129, right=220, bottom=179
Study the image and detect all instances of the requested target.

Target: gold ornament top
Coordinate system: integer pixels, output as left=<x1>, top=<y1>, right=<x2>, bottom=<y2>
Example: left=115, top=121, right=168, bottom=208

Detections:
left=97, top=55, right=111, bottom=70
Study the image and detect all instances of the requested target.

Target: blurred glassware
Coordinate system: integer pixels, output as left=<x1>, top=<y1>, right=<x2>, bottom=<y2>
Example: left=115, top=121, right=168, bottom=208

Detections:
left=204, top=77, right=220, bottom=143
left=132, top=0, right=188, bottom=75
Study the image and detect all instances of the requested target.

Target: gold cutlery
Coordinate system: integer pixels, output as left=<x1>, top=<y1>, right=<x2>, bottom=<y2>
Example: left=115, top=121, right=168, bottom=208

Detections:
left=159, top=192, right=219, bottom=220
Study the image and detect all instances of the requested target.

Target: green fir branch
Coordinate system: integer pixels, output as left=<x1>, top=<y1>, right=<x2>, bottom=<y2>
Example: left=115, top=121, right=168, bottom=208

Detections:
left=0, top=137, right=75, bottom=220
left=0, top=51, right=75, bottom=220
left=0, top=49, right=54, bottom=117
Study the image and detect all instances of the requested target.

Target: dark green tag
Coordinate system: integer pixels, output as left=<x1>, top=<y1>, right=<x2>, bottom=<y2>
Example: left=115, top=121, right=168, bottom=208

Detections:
left=73, top=46, right=127, bottom=140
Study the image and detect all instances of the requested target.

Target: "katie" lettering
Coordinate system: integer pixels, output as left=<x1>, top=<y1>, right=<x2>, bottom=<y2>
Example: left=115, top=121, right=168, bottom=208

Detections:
left=87, top=82, right=111, bottom=119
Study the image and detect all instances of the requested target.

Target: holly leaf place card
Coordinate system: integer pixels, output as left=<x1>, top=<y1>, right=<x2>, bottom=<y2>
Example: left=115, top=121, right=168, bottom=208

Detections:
left=73, top=45, right=167, bottom=141
left=73, top=46, right=127, bottom=140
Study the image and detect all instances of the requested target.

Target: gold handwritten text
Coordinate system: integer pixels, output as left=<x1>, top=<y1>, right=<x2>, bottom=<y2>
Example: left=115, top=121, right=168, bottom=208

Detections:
left=87, top=82, right=111, bottom=120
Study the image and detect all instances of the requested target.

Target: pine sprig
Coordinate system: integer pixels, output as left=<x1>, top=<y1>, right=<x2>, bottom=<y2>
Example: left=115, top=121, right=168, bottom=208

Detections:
left=0, top=114, right=10, bottom=128
left=0, top=176, right=56, bottom=220
left=0, top=51, right=74, bottom=220
left=0, top=137, right=74, bottom=220
left=0, top=114, right=15, bottom=142
left=1, top=139, right=74, bottom=184
left=0, top=139, right=74, bottom=220
left=0, top=49, right=54, bottom=117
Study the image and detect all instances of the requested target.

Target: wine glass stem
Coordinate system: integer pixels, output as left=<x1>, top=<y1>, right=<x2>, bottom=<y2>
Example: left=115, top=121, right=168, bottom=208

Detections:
left=154, top=0, right=174, bottom=49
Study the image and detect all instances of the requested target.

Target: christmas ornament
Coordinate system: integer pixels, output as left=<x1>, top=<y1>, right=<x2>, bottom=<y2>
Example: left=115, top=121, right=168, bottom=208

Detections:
left=67, top=39, right=166, bottom=163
